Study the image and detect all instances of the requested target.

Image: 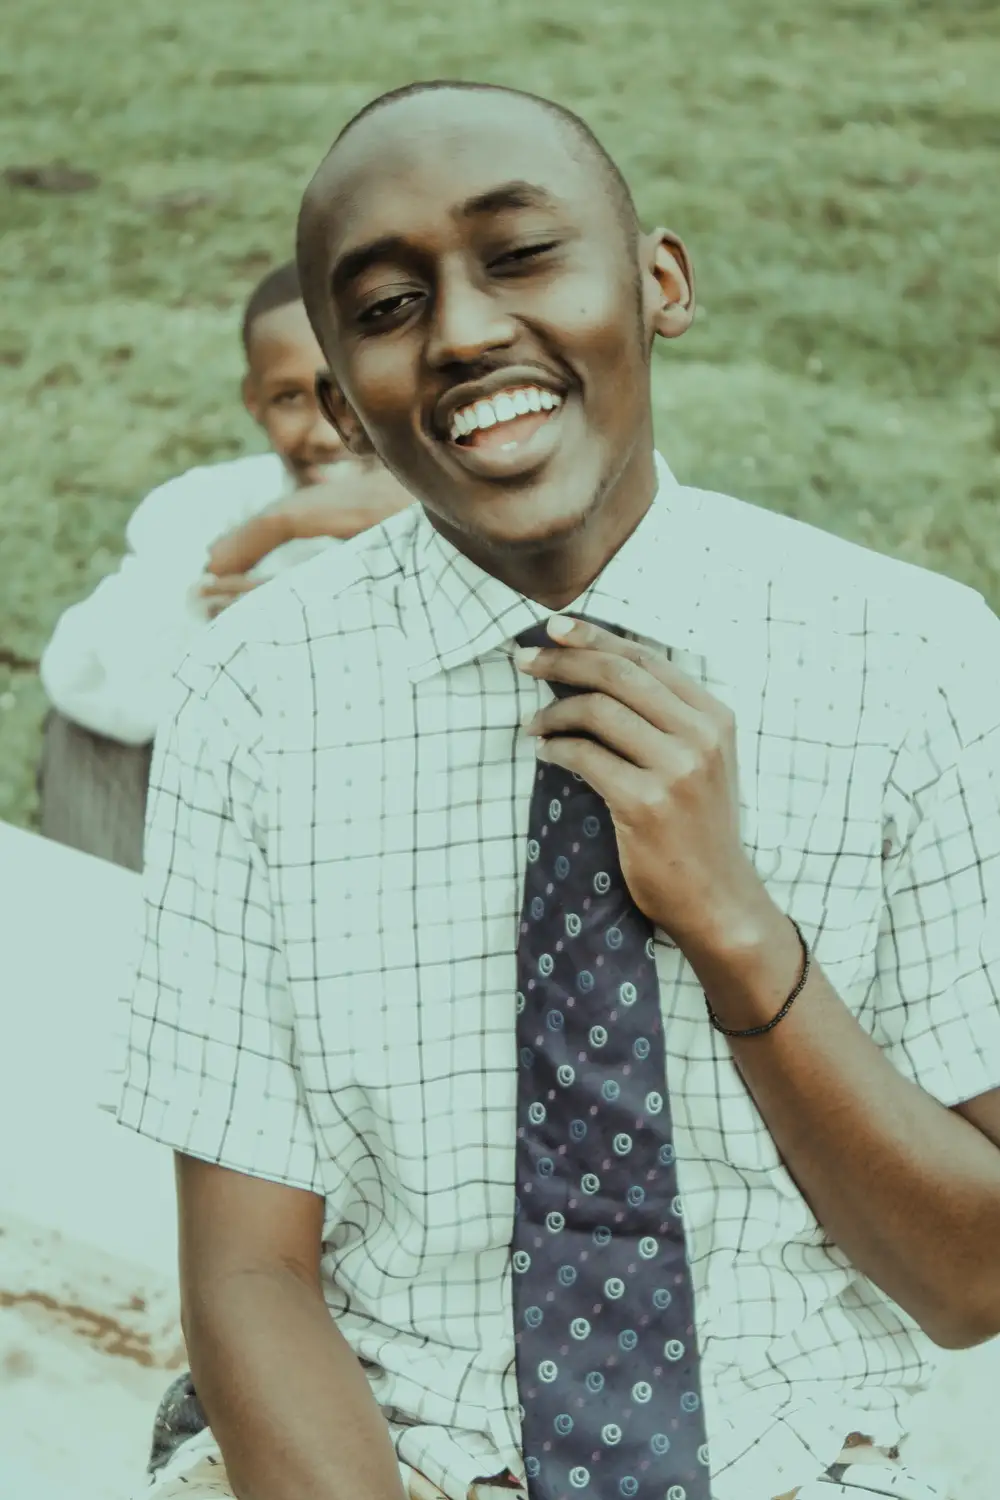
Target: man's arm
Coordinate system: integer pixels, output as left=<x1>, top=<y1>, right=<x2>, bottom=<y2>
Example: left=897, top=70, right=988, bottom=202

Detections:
left=40, top=471, right=249, bottom=744
left=115, top=629, right=409, bottom=1500
left=40, top=555, right=199, bottom=747
left=516, top=604, right=1000, bottom=1351
left=677, top=591, right=1000, bottom=1351
left=684, top=917, right=1000, bottom=1350
left=205, top=458, right=413, bottom=580
left=177, top=1155, right=407, bottom=1500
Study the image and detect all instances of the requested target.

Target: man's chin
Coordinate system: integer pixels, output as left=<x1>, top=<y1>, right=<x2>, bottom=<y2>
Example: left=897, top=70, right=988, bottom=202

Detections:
left=290, top=459, right=349, bottom=487
left=439, top=490, right=599, bottom=558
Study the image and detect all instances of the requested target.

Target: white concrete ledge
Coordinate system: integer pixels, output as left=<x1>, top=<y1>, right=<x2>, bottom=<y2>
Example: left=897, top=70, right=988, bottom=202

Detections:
left=0, top=821, right=178, bottom=1280
left=2, top=820, right=999, bottom=1498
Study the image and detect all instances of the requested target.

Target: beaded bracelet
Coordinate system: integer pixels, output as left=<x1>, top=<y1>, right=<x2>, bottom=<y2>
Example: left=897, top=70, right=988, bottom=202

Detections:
left=705, top=916, right=810, bottom=1038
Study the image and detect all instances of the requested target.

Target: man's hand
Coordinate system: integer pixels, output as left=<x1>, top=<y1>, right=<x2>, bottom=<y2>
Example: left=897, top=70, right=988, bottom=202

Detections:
left=515, top=613, right=772, bottom=954
left=206, top=459, right=413, bottom=580
left=198, top=573, right=263, bottom=619
left=401, top=1465, right=446, bottom=1500
left=275, top=457, right=413, bottom=544
left=402, top=1468, right=525, bottom=1500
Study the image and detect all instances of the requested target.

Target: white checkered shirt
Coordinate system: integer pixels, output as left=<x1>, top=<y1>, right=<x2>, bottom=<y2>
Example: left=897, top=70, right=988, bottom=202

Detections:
left=116, top=453, right=1000, bottom=1500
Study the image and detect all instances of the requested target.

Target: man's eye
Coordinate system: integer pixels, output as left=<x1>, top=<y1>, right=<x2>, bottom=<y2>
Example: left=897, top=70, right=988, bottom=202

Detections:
left=492, top=241, right=560, bottom=269
left=274, top=390, right=307, bottom=406
left=358, top=292, right=420, bottom=326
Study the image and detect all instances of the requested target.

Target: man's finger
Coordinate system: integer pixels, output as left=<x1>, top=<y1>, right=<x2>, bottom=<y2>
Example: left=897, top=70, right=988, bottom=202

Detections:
left=533, top=735, right=651, bottom=814
left=208, top=511, right=288, bottom=575
left=199, top=575, right=262, bottom=617
left=524, top=692, right=662, bottom=769
left=515, top=641, right=701, bottom=739
left=541, top=614, right=717, bottom=713
left=199, top=574, right=261, bottom=599
left=398, top=1462, right=449, bottom=1500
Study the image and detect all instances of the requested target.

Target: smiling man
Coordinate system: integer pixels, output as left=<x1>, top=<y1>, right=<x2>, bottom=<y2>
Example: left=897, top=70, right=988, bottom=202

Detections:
left=117, top=83, right=1000, bottom=1500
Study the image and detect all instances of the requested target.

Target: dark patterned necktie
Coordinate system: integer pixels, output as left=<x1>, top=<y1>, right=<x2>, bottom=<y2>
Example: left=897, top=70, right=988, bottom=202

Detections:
left=511, top=622, right=711, bottom=1500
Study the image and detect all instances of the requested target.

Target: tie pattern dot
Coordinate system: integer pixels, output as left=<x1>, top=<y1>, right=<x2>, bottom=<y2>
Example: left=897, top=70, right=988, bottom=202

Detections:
left=512, top=623, right=710, bottom=1500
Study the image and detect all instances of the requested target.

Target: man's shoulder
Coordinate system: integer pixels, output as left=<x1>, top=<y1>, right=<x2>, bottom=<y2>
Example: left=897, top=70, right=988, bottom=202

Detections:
left=189, top=504, right=420, bottom=672
left=127, top=452, right=286, bottom=547
left=685, top=483, right=987, bottom=637
left=262, top=501, right=417, bottom=617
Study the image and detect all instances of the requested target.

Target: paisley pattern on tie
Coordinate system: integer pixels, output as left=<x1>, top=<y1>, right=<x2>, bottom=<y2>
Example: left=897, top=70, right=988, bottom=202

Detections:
left=511, top=624, right=711, bottom=1500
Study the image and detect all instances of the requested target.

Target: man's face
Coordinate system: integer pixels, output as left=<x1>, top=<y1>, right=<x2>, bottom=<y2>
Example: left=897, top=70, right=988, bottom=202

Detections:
left=304, top=92, right=692, bottom=559
left=243, top=300, right=347, bottom=488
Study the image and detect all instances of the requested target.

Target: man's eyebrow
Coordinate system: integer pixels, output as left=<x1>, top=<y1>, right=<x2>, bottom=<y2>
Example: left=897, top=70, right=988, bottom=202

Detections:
left=459, top=180, right=560, bottom=218
left=330, top=234, right=410, bottom=297
left=329, top=183, right=559, bottom=297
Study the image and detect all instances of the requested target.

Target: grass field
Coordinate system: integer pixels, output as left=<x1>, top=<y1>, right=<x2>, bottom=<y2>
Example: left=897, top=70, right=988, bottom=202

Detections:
left=2, top=0, right=999, bottom=828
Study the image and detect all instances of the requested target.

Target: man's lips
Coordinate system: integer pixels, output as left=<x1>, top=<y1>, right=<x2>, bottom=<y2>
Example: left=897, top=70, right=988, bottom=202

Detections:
left=432, top=367, right=567, bottom=442
left=457, top=406, right=553, bottom=452
left=436, top=393, right=572, bottom=481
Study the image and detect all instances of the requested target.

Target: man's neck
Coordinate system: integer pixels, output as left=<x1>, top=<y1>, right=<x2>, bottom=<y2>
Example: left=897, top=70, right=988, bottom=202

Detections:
left=493, top=510, right=651, bottom=610
left=431, top=443, right=660, bottom=609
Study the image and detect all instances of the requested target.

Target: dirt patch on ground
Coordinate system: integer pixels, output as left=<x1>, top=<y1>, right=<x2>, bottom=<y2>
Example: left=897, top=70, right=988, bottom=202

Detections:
left=0, top=1287, right=156, bottom=1366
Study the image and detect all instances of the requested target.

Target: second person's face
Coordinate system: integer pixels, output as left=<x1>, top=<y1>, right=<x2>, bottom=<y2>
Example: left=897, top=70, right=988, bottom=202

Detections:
left=244, top=300, right=347, bottom=487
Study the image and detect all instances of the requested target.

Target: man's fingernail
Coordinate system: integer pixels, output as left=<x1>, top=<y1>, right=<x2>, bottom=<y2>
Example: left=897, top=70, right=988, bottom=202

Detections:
left=521, top=712, right=540, bottom=733
left=546, top=614, right=576, bottom=640
left=534, top=738, right=550, bottom=759
left=514, top=646, right=540, bottom=667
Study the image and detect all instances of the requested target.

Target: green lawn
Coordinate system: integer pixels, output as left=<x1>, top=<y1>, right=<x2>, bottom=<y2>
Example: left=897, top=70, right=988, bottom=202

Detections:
left=2, top=0, right=998, bottom=828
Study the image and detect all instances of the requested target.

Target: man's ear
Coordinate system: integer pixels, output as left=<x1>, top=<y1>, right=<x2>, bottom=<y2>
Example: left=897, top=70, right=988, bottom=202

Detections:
left=642, top=230, right=696, bottom=343
left=315, top=371, right=375, bottom=457
left=241, top=372, right=262, bottom=425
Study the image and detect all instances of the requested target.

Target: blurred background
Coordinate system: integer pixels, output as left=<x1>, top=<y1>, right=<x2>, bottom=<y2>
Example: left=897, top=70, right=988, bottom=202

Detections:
left=2, top=8, right=1000, bottom=1494
left=1, top=0, right=999, bottom=826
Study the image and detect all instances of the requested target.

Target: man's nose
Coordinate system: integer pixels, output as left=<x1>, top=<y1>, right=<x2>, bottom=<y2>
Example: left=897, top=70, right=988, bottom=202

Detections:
left=308, top=403, right=344, bottom=454
left=426, top=267, right=518, bottom=369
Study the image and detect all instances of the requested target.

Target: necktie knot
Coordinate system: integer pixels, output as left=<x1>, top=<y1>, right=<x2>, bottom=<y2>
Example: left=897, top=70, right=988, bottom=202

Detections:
left=515, top=617, right=628, bottom=652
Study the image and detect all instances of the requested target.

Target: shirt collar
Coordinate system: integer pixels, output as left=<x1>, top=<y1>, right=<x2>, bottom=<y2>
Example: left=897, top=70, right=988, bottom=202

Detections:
left=402, top=452, right=721, bottom=682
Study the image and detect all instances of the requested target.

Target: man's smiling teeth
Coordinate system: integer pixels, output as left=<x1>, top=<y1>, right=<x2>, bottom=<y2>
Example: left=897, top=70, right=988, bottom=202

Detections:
left=449, top=386, right=562, bottom=441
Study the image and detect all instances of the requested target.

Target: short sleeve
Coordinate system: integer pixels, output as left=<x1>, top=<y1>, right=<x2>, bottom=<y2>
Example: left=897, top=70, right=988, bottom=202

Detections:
left=875, top=592, right=1000, bottom=1107
left=115, top=641, right=322, bottom=1193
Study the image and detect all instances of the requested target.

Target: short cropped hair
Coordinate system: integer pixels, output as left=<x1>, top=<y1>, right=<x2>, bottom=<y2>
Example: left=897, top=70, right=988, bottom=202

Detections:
left=240, top=260, right=302, bottom=355
left=331, top=81, right=638, bottom=241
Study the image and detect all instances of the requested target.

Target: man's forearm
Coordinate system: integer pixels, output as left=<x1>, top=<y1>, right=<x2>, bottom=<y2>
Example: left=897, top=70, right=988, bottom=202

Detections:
left=184, top=1263, right=407, bottom=1500
left=286, top=498, right=404, bottom=540
left=682, top=892, right=1000, bottom=1349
